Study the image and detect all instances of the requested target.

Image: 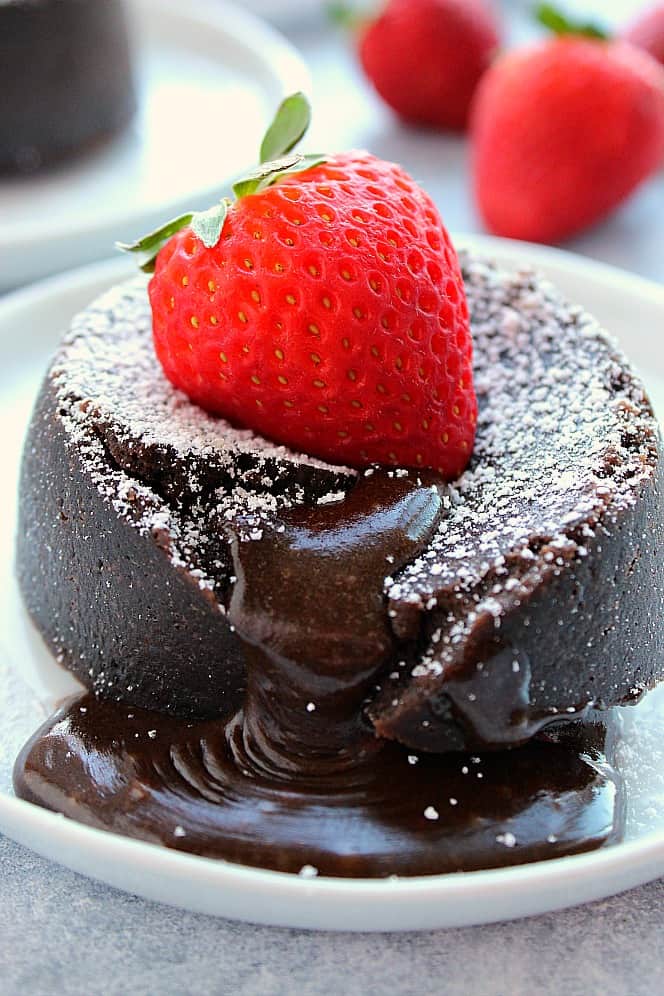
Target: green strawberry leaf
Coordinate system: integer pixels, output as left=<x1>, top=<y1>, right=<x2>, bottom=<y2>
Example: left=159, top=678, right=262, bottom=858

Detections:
left=265, top=152, right=328, bottom=186
left=191, top=200, right=230, bottom=249
left=326, top=1, right=364, bottom=29
left=233, top=152, right=303, bottom=198
left=116, top=212, right=194, bottom=272
left=259, top=91, right=312, bottom=163
left=232, top=152, right=327, bottom=199
left=116, top=213, right=193, bottom=256
left=535, top=3, right=609, bottom=40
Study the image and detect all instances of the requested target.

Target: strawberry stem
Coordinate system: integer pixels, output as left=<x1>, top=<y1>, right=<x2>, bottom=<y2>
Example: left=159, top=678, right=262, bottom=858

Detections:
left=327, top=2, right=365, bottom=30
left=232, top=152, right=327, bottom=200
left=118, top=92, right=325, bottom=272
left=535, top=3, right=609, bottom=40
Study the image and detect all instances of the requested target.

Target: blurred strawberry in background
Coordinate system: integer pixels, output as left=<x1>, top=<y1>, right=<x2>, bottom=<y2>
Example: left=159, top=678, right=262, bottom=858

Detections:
left=471, top=3, right=664, bottom=244
left=622, top=3, right=664, bottom=65
left=333, top=0, right=501, bottom=131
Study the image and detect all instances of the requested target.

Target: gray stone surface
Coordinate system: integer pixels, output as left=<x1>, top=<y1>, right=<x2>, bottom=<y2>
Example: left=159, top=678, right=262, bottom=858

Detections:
left=0, top=833, right=662, bottom=996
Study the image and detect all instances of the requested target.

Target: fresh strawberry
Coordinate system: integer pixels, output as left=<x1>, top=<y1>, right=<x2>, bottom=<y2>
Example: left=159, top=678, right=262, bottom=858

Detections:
left=120, top=94, right=476, bottom=478
left=346, top=0, right=500, bottom=131
left=471, top=5, right=664, bottom=243
left=623, top=4, right=664, bottom=66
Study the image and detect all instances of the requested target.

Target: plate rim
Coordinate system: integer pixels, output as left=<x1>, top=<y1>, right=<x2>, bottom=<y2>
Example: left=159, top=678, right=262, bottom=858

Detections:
left=0, top=0, right=311, bottom=250
left=2, top=232, right=662, bottom=310
left=0, top=234, right=662, bottom=930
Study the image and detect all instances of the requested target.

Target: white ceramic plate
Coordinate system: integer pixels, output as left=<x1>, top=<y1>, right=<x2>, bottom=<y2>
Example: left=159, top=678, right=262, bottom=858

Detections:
left=0, top=236, right=663, bottom=932
left=0, top=0, right=309, bottom=293
left=241, top=0, right=327, bottom=24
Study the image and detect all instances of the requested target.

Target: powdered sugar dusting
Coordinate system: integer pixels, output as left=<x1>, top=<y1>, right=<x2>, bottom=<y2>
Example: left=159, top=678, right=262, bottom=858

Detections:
left=49, top=277, right=357, bottom=598
left=366, top=257, right=662, bottom=739
left=56, top=277, right=352, bottom=479
left=386, top=254, right=658, bottom=610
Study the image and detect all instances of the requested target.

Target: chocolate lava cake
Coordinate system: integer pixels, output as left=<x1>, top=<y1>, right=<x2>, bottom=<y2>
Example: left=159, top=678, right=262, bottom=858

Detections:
left=16, top=253, right=664, bottom=753
left=0, top=0, right=134, bottom=173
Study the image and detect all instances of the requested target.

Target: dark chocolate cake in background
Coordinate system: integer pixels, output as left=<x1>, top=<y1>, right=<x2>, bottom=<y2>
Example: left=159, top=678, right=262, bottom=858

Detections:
left=0, top=0, right=135, bottom=173
left=16, top=252, right=664, bottom=753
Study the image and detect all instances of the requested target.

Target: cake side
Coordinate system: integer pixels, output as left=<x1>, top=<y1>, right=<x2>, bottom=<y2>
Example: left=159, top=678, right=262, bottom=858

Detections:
left=371, top=255, right=664, bottom=748
left=17, top=378, right=247, bottom=718
left=16, top=278, right=356, bottom=718
left=372, top=462, right=664, bottom=750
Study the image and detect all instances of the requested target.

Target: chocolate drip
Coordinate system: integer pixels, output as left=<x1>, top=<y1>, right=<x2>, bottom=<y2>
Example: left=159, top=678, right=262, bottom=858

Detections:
left=427, top=645, right=592, bottom=751
left=228, top=471, right=443, bottom=775
left=14, top=471, right=624, bottom=875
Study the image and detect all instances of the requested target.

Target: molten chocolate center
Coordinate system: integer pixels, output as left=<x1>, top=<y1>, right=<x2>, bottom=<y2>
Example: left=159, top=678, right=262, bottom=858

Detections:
left=13, top=471, right=623, bottom=876
left=229, top=471, right=443, bottom=774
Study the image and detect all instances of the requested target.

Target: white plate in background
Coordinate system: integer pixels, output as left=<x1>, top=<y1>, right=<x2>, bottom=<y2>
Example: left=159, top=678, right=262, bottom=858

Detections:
left=0, top=0, right=309, bottom=293
left=240, top=0, right=327, bottom=24
left=0, top=235, right=662, bottom=931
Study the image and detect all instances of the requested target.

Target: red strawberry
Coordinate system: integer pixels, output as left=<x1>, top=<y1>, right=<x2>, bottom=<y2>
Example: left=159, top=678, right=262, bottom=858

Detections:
left=623, top=4, right=664, bottom=66
left=471, top=9, right=664, bottom=243
left=121, top=95, right=476, bottom=478
left=354, top=0, right=500, bottom=131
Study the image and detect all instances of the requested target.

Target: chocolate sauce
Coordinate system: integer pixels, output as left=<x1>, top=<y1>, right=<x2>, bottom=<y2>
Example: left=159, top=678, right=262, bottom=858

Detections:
left=14, top=693, right=622, bottom=876
left=227, top=471, right=444, bottom=775
left=14, top=472, right=624, bottom=876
